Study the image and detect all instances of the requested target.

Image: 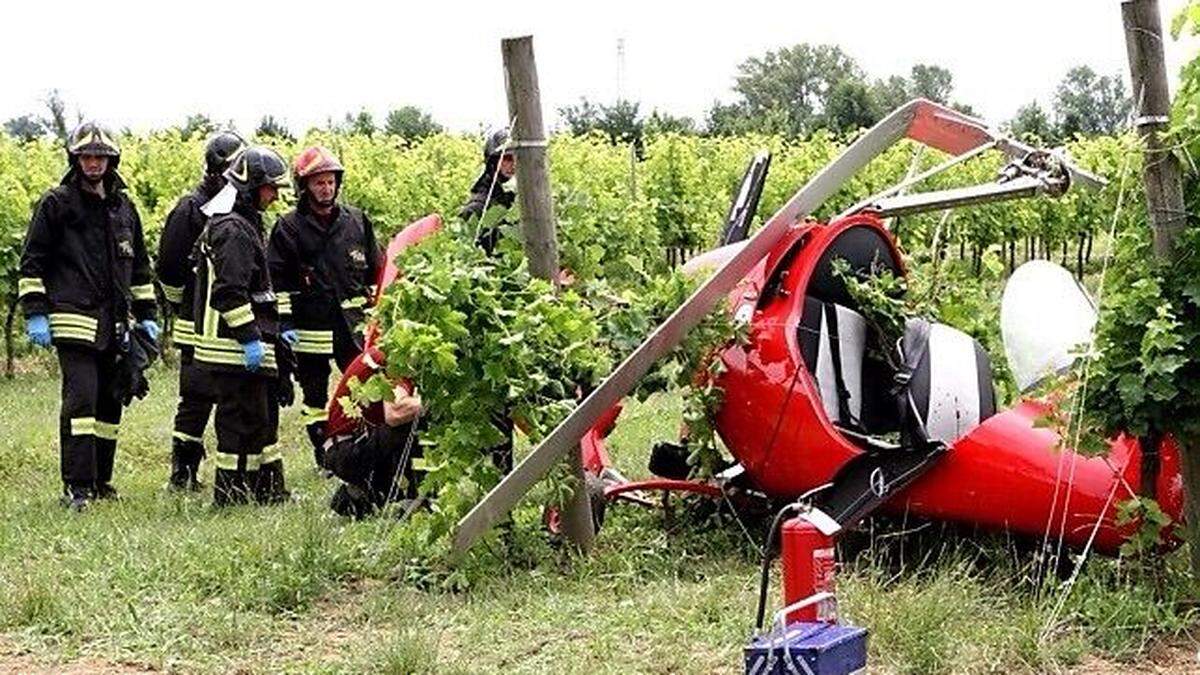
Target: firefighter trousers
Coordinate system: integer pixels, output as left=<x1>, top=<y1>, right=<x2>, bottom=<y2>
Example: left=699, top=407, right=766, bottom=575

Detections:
left=56, top=344, right=123, bottom=489
left=171, top=356, right=216, bottom=475
left=211, top=372, right=286, bottom=505
left=325, top=421, right=424, bottom=517
left=296, top=327, right=360, bottom=468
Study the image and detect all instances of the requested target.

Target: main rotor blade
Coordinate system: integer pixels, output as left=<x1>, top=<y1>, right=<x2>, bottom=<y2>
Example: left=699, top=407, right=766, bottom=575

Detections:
left=451, top=101, right=929, bottom=556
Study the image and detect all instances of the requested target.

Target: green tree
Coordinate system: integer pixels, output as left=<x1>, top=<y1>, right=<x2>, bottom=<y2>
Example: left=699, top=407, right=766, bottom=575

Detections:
left=731, top=43, right=862, bottom=135
left=822, top=79, right=880, bottom=132
left=180, top=113, right=216, bottom=140
left=343, top=109, right=376, bottom=136
left=384, top=106, right=442, bottom=140
left=1007, top=101, right=1056, bottom=143
left=3, top=115, right=47, bottom=142
left=42, top=89, right=72, bottom=143
left=871, top=75, right=911, bottom=113
left=908, top=64, right=954, bottom=103
left=644, top=110, right=697, bottom=136
left=559, top=98, right=644, bottom=146
left=1053, top=66, right=1131, bottom=138
left=255, top=115, right=294, bottom=141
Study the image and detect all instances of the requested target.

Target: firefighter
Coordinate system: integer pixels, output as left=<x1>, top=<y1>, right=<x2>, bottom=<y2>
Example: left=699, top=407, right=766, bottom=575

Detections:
left=459, top=127, right=516, bottom=255
left=193, top=145, right=290, bottom=506
left=156, top=130, right=245, bottom=490
left=325, top=380, right=424, bottom=519
left=18, top=122, right=159, bottom=510
left=268, top=146, right=382, bottom=470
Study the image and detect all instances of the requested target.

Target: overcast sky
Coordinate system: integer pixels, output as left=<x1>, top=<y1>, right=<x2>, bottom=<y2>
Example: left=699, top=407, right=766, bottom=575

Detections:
left=2, top=0, right=1196, bottom=136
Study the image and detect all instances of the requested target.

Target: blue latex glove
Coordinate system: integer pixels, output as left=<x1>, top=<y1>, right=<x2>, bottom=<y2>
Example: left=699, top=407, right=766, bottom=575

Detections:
left=138, top=319, right=160, bottom=343
left=280, top=329, right=300, bottom=347
left=242, top=340, right=266, bottom=372
left=26, top=314, right=51, bottom=348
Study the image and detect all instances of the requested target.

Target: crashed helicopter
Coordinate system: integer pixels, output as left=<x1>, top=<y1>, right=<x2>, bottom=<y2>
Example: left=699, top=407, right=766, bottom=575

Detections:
left=329, top=99, right=1183, bottom=559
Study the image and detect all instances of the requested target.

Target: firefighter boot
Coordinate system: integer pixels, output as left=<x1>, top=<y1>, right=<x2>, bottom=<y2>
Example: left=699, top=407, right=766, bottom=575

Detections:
left=212, top=468, right=253, bottom=507
left=60, top=483, right=93, bottom=512
left=329, top=482, right=375, bottom=519
left=255, top=460, right=291, bottom=505
left=169, top=438, right=205, bottom=491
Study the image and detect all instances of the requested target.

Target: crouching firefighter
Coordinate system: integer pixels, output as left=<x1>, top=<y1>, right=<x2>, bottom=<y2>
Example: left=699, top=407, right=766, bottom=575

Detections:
left=18, top=122, right=159, bottom=510
left=156, top=130, right=245, bottom=490
left=268, top=146, right=382, bottom=470
left=322, top=346, right=426, bottom=518
left=193, top=146, right=291, bottom=506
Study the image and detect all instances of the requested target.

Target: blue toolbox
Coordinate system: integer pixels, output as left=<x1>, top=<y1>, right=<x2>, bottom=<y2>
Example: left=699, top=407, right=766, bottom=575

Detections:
left=743, top=622, right=867, bottom=675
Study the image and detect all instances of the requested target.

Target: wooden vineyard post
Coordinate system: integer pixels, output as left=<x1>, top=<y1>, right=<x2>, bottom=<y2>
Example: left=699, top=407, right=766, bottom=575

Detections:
left=501, top=35, right=596, bottom=552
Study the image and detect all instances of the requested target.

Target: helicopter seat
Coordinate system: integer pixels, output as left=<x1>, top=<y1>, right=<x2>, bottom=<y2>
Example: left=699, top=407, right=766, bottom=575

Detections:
left=799, top=296, right=868, bottom=430
left=896, top=318, right=996, bottom=446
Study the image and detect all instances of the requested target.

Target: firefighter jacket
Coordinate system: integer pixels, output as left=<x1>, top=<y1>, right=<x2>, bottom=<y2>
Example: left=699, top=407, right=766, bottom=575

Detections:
left=192, top=203, right=280, bottom=375
left=267, top=202, right=381, bottom=356
left=459, top=172, right=515, bottom=256
left=18, top=170, right=157, bottom=351
left=155, top=177, right=223, bottom=352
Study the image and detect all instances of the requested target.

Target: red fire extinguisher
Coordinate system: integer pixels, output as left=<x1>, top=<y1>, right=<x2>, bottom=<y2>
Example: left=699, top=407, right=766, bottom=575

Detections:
left=781, top=513, right=838, bottom=623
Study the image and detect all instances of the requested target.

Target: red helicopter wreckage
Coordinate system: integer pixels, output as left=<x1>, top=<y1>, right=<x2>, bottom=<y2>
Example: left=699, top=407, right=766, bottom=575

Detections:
left=328, top=99, right=1183, bottom=566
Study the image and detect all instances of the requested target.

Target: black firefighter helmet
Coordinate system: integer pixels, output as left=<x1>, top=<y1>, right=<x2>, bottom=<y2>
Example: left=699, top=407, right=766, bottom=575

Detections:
left=483, top=127, right=510, bottom=160
left=66, top=121, right=121, bottom=171
left=205, top=131, right=246, bottom=175
left=223, top=145, right=289, bottom=208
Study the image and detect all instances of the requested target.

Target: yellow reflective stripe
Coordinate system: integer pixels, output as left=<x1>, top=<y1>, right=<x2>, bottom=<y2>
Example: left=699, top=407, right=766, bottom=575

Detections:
left=276, top=292, right=292, bottom=315
left=202, top=256, right=219, bottom=339
left=194, top=349, right=277, bottom=369
left=160, top=283, right=184, bottom=304
left=52, top=328, right=97, bottom=341
left=341, top=296, right=368, bottom=310
left=49, top=313, right=98, bottom=342
left=221, top=303, right=254, bottom=328
left=18, top=277, right=46, bottom=297
left=293, top=329, right=333, bottom=355
left=173, top=430, right=204, bottom=444
left=94, top=420, right=119, bottom=441
left=260, top=444, right=282, bottom=465
left=174, top=319, right=196, bottom=346
left=130, top=284, right=156, bottom=302
left=70, top=417, right=96, bottom=436
left=215, top=452, right=264, bottom=471
left=49, top=313, right=98, bottom=329
left=301, top=406, right=328, bottom=425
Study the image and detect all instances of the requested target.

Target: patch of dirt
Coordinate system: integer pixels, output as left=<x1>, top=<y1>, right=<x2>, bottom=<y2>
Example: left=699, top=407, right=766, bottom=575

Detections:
left=1069, top=639, right=1200, bottom=674
left=0, top=638, right=156, bottom=675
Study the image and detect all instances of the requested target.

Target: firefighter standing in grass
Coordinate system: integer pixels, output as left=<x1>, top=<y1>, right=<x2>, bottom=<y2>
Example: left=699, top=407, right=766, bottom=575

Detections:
left=267, top=146, right=382, bottom=470
left=18, top=122, right=159, bottom=510
left=192, top=146, right=290, bottom=506
left=155, top=131, right=245, bottom=490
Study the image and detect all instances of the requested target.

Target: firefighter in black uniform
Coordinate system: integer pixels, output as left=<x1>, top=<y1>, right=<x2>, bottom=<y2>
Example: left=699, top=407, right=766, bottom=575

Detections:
left=18, top=122, right=159, bottom=510
left=459, top=128, right=516, bottom=255
left=156, top=131, right=245, bottom=490
left=267, top=146, right=382, bottom=470
left=192, top=145, right=290, bottom=506
left=458, top=128, right=519, bottom=474
left=325, top=379, right=424, bottom=519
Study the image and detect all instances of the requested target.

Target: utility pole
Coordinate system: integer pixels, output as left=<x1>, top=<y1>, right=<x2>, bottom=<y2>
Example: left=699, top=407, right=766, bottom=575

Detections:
left=1121, top=0, right=1197, bottom=562
left=500, top=35, right=595, bottom=551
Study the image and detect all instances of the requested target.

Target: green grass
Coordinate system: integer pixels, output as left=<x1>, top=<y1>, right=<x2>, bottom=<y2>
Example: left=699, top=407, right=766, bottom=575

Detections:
left=0, top=360, right=1195, bottom=673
